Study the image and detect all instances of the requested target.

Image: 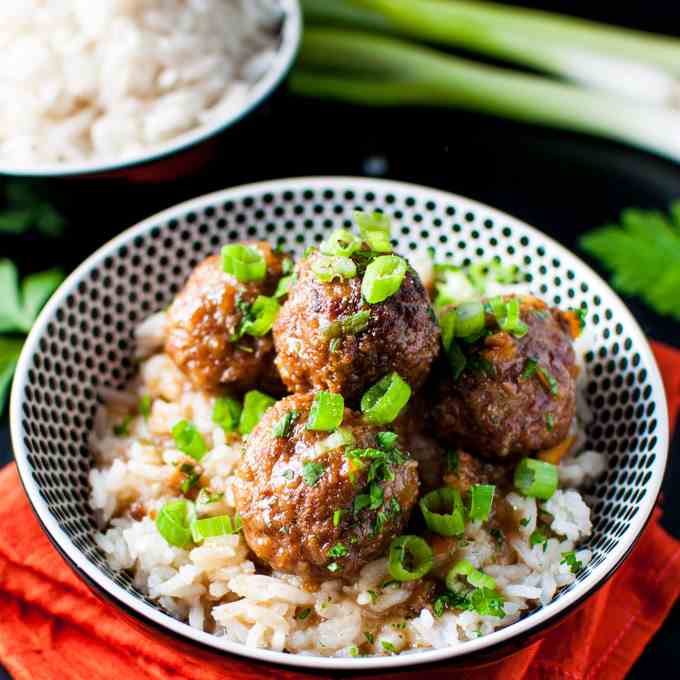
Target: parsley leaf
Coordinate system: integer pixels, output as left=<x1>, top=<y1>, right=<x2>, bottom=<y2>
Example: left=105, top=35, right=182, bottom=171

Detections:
left=561, top=551, right=583, bottom=574
left=327, top=542, right=349, bottom=558
left=580, top=203, right=680, bottom=320
left=302, top=461, right=325, bottom=486
left=272, top=409, right=298, bottom=438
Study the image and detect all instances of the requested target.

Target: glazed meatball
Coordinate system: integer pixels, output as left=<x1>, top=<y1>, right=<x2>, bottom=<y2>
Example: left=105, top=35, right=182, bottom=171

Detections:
left=432, top=295, right=577, bottom=458
left=165, top=243, right=285, bottom=393
left=273, top=250, right=440, bottom=401
left=235, top=392, right=420, bottom=579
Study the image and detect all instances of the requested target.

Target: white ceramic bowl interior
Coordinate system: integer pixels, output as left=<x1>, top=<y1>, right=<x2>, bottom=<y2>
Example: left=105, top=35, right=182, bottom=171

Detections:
left=1, top=0, right=302, bottom=177
left=10, top=178, right=668, bottom=670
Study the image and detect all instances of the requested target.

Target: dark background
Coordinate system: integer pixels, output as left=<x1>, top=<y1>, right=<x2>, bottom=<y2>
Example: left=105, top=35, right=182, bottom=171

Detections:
left=1, top=1, right=679, bottom=677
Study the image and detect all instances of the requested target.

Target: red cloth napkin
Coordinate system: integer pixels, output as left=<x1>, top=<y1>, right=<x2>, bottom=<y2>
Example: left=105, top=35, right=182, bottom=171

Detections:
left=1, top=341, right=679, bottom=680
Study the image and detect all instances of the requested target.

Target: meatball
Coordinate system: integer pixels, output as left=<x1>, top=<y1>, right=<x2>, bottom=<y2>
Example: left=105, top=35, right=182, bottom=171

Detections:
left=165, top=243, right=286, bottom=393
left=273, top=250, right=440, bottom=401
left=432, top=295, right=577, bottom=458
left=235, top=392, right=420, bottom=579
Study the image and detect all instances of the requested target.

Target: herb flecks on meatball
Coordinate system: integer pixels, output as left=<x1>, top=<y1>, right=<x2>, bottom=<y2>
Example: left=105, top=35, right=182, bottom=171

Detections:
left=165, top=242, right=288, bottom=394
left=273, top=216, right=440, bottom=401
left=432, top=295, right=578, bottom=459
left=235, top=392, right=420, bottom=579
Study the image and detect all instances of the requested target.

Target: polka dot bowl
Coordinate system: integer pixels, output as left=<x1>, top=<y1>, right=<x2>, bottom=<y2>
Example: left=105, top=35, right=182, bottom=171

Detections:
left=9, top=178, right=669, bottom=670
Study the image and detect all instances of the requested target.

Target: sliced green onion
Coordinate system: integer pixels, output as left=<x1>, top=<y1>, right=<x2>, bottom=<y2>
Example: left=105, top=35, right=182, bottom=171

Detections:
left=320, top=228, right=363, bottom=257
left=530, top=529, right=548, bottom=550
left=274, top=274, right=295, bottom=298
left=514, top=457, right=558, bottom=500
left=302, top=461, right=325, bottom=486
left=307, top=391, right=345, bottom=431
left=387, top=535, right=433, bottom=581
left=447, top=341, right=466, bottom=380
left=468, top=484, right=495, bottom=521
left=311, top=254, right=357, bottom=282
left=313, top=427, right=356, bottom=457
left=333, top=509, right=343, bottom=526
left=439, top=309, right=456, bottom=351
left=537, top=365, right=560, bottom=397
left=221, top=244, right=266, bottom=282
left=486, top=295, right=507, bottom=320
left=446, top=559, right=496, bottom=591
left=521, top=357, right=539, bottom=379
left=156, top=499, right=195, bottom=548
left=212, top=397, right=242, bottom=433
left=272, top=409, right=299, bottom=438
left=238, top=390, right=276, bottom=435
left=377, top=431, right=398, bottom=449
left=321, top=310, right=371, bottom=338
left=454, top=300, right=485, bottom=338
left=191, top=514, right=242, bottom=543
left=139, top=395, right=152, bottom=421
left=360, top=371, right=411, bottom=425
left=172, top=420, right=208, bottom=461
left=240, top=295, right=280, bottom=337
left=498, top=297, right=528, bottom=337
left=419, top=487, right=465, bottom=536
left=362, top=255, right=407, bottom=304
left=328, top=542, right=349, bottom=558
left=354, top=210, right=392, bottom=252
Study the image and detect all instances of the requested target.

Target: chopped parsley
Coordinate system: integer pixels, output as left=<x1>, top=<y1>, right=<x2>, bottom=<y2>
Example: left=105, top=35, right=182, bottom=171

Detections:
left=179, top=463, right=200, bottom=495
left=295, top=607, right=311, bottom=620
left=537, top=365, right=559, bottom=397
left=520, top=517, right=530, bottom=527
left=364, top=632, right=375, bottom=644
left=328, top=542, right=349, bottom=558
left=546, top=413, right=555, bottom=432
left=530, top=530, right=549, bottom=551
left=561, top=551, right=583, bottom=574
left=302, top=461, right=325, bottom=486
left=446, top=449, right=459, bottom=474
left=521, top=357, right=539, bottom=379
left=172, top=420, right=208, bottom=461
left=113, top=414, right=133, bottom=437
left=490, top=527, right=504, bottom=546
left=272, top=409, right=298, bottom=438
left=433, top=587, right=505, bottom=618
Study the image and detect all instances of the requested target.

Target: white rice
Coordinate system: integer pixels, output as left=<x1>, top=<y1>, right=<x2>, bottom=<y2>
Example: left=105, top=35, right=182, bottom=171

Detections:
left=89, top=313, right=605, bottom=657
left=0, top=0, right=284, bottom=165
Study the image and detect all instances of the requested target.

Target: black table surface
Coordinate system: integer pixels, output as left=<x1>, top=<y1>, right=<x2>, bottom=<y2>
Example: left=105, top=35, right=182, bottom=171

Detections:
left=2, top=2, right=680, bottom=677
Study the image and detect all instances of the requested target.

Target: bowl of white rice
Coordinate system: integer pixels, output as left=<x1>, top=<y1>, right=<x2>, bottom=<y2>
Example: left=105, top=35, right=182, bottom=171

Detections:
left=10, top=178, right=668, bottom=670
left=0, top=1, right=301, bottom=179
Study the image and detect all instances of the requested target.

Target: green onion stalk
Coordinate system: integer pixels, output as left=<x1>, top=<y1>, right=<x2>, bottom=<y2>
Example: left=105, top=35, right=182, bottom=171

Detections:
left=301, top=0, right=680, bottom=106
left=292, top=28, right=680, bottom=164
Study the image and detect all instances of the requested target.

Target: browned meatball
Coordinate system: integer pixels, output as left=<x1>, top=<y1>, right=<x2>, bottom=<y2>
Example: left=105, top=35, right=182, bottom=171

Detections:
left=432, top=296, right=577, bottom=459
left=235, top=393, right=420, bottom=579
left=165, top=243, right=285, bottom=393
left=273, top=250, right=440, bottom=402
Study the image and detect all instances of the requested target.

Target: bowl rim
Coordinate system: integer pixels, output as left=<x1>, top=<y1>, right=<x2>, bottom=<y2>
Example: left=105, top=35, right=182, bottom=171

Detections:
left=0, top=0, right=302, bottom=178
left=10, top=177, right=670, bottom=670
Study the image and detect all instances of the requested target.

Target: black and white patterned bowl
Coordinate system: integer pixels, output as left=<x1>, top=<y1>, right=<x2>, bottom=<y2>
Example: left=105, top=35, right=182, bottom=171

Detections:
left=10, top=178, right=668, bottom=670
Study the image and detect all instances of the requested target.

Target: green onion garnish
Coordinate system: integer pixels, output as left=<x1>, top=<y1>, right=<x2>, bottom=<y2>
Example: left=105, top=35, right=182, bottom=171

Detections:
left=329, top=337, right=341, bottom=353
left=439, top=309, right=456, bottom=351
left=447, top=341, right=467, bottom=380
left=486, top=295, right=507, bottom=320
left=327, top=561, right=341, bottom=573
left=212, top=396, right=242, bottom=433
left=376, top=431, right=398, bottom=449
left=419, top=487, right=465, bottom=536
left=546, top=413, right=555, bottom=431
left=306, top=391, right=344, bottom=431
left=272, top=409, right=299, bottom=438
left=537, top=365, right=560, bottom=397
left=349, top=645, right=360, bottom=657
left=354, top=210, right=392, bottom=253
left=172, top=420, right=208, bottom=461
left=498, top=297, right=528, bottom=337
left=221, top=244, right=266, bottom=282
left=514, top=457, right=558, bottom=499
left=196, top=488, right=224, bottom=505
left=529, top=529, right=548, bottom=550
left=238, top=390, right=276, bottom=435
left=311, top=254, right=357, bottom=282
left=333, top=509, right=343, bottom=526
left=274, top=274, right=294, bottom=299
left=191, top=514, right=242, bottom=543
left=521, top=358, right=539, bottom=379
left=179, top=463, right=200, bottom=495
left=387, top=534, right=433, bottom=581
left=302, top=461, right=325, bottom=486
left=156, top=499, right=195, bottom=548
left=468, top=484, right=495, bottom=521
left=322, top=310, right=371, bottom=339
left=237, top=295, right=280, bottom=338
left=320, top=228, right=363, bottom=257
left=361, top=255, right=407, bottom=304
left=381, top=640, right=398, bottom=655
left=446, top=559, right=496, bottom=591
left=328, top=542, right=349, bottom=558
left=313, top=427, right=355, bottom=457
left=360, top=371, right=411, bottom=425
left=454, top=300, right=485, bottom=338
left=139, top=395, right=152, bottom=421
